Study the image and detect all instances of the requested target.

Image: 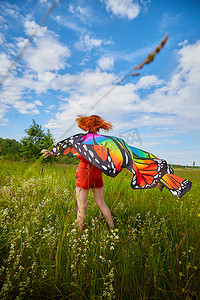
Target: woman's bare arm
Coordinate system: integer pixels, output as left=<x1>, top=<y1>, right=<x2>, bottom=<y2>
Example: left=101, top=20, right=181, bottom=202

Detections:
left=41, top=149, right=54, bottom=159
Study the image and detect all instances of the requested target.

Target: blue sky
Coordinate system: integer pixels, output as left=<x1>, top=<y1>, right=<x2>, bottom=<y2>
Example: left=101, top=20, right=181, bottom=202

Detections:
left=0, top=0, right=200, bottom=165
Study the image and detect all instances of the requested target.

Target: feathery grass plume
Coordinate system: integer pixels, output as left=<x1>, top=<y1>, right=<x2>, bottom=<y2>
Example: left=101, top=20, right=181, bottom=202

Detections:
left=131, top=72, right=140, bottom=77
left=132, top=33, right=168, bottom=75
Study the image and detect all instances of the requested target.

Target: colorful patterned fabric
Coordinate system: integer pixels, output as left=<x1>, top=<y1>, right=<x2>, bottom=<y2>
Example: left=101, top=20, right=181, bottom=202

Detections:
left=51, top=133, right=192, bottom=198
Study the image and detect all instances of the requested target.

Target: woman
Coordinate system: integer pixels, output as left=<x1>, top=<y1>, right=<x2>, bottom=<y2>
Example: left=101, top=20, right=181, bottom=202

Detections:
left=41, top=115, right=114, bottom=231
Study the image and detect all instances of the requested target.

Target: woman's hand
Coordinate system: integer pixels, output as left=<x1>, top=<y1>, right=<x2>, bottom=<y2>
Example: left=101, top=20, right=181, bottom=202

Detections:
left=41, top=149, right=54, bottom=159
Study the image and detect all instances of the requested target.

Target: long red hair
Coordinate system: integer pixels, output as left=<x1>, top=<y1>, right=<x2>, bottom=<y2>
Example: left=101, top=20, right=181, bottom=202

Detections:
left=76, top=114, right=113, bottom=133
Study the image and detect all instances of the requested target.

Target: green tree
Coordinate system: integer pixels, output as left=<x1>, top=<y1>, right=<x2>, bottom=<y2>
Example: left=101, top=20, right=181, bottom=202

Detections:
left=20, top=120, right=54, bottom=160
left=0, top=138, right=22, bottom=160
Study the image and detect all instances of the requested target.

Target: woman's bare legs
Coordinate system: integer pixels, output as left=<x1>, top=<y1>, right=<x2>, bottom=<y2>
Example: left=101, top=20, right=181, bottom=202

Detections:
left=76, top=187, right=88, bottom=231
left=92, top=187, right=114, bottom=229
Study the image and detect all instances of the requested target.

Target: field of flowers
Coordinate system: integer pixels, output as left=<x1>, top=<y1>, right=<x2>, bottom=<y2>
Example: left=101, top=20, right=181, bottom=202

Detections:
left=0, top=160, right=199, bottom=299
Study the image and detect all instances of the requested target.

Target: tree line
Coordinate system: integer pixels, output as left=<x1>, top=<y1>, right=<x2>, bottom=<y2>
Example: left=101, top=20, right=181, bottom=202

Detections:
left=0, top=120, right=77, bottom=163
left=0, top=120, right=53, bottom=161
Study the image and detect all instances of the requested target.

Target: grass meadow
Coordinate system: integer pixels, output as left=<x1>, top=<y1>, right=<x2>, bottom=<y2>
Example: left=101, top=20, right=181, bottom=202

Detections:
left=0, top=160, right=199, bottom=300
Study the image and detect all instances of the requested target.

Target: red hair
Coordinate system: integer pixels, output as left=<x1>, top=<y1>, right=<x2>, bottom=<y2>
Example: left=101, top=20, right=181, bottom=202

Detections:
left=76, top=114, right=113, bottom=133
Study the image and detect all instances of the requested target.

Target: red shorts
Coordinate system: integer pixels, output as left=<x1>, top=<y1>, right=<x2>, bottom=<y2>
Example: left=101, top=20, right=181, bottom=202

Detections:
left=75, top=156, right=103, bottom=190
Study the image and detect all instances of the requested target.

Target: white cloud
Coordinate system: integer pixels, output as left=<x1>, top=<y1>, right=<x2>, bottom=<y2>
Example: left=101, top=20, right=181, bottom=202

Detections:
left=0, top=15, right=71, bottom=123
left=0, top=119, right=9, bottom=126
left=75, top=34, right=103, bottom=51
left=35, top=100, right=43, bottom=106
left=0, top=33, right=4, bottom=44
left=52, top=69, right=116, bottom=94
left=18, top=16, right=71, bottom=75
left=68, top=4, right=75, bottom=14
left=132, top=40, right=200, bottom=123
left=54, top=16, right=83, bottom=33
left=44, top=40, right=200, bottom=142
left=32, top=71, right=58, bottom=93
left=122, top=43, right=157, bottom=63
left=103, top=0, right=140, bottom=20
left=160, top=12, right=181, bottom=31
left=4, top=8, right=16, bottom=16
left=86, top=35, right=102, bottom=47
left=0, top=53, right=11, bottom=77
left=178, top=39, right=188, bottom=47
left=0, top=103, right=9, bottom=122
left=37, top=71, right=57, bottom=83
left=75, top=33, right=113, bottom=51
left=79, top=58, right=89, bottom=66
left=69, top=4, right=91, bottom=23
left=0, top=15, right=6, bottom=27
left=55, top=15, right=60, bottom=22
left=24, top=18, right=47, bottom=37
left=0, top=2, right=20, bottom=19
left=24, top=36, right=70, bottom=74
left=13, top=100, right=40, bottom=115
left=0, top=75, right=43, bottom=119
left=44, top=104, right=55, bottom=113
left=136, top=75, right=164, bottom=89
left=44, top=69, right=138, bottom=136
left=98, top=56, right=114, bottom=71
left=68, top=3, right=100, bottom=26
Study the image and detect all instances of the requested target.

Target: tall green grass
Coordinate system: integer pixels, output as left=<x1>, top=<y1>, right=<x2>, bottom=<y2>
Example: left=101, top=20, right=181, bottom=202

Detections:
left=0, top=160, right=199, bottom=299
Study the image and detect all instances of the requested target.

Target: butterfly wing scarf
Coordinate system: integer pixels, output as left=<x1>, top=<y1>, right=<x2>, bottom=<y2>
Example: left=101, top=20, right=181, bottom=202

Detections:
left=51, top=133, right=192, bottom=198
